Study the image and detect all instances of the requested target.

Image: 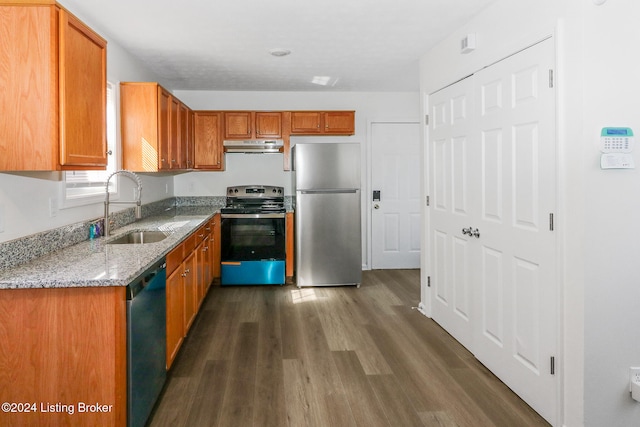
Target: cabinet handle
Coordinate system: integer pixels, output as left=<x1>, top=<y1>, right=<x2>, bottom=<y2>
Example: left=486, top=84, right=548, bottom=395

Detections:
left=106, top=150, right=113, bottom=155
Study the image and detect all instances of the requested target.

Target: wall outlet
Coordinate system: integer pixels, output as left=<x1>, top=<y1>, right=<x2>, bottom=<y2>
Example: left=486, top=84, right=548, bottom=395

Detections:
left=0, top=203, right=5, bottom=233
left=49, top=197, right=58, bottom=217
left=629, top=367, right=640, bottom=392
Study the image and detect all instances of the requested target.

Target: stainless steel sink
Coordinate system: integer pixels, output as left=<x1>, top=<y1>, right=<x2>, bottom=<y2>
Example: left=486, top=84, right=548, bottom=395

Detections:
left=107, top=230, right=168, bottom=245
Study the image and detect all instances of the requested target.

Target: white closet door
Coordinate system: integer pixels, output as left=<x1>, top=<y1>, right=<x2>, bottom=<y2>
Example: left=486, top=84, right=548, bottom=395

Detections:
left=427, top=38, right=557, bottom=425
left=429, top=76, right=478, bottom=350
left=472, top=38, right=557, bottom=424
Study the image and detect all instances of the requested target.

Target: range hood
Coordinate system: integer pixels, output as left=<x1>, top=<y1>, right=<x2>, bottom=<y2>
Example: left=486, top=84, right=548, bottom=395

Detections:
left=223, top=139, right=284, bottom=153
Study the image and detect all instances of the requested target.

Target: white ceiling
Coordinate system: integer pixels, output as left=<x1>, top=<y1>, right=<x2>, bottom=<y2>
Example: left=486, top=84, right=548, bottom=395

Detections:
left=60, top=0, right=496, bottom=92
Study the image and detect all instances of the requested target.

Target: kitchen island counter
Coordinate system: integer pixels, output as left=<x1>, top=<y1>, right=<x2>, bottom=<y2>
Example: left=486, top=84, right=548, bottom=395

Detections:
left=0, top=208, right=217, bottom=290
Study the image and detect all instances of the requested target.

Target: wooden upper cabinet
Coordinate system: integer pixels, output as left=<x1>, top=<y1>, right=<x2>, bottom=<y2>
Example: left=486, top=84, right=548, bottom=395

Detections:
left=0, top=3, right=107, bottom=171
left=193, top=111, right=224, bottom=170
left=169, top=96, right=180, bottom=169
left=224, top=111, right=282, bottom=139
left=158, top=87, right=171, bottom=170
left=290, top=111, right=355, bottom=135
left=290, top=111, right=322, bottom=134
left=121, top=82, right=192, bottom=172
left=255, top=112, right=282, bottom=138
left=185, top=107, right=195, bottom=169
left=224, top=111, right=252, bottom=139
left=324, top=111, right=355, bottom=134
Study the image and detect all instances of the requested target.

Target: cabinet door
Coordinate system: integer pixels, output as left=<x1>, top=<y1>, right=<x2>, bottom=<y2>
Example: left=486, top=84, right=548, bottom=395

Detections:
left=166, top=267, right=184, bottom=369
left=212, top=214, right=221, bottom=278
left=286, top=212, right=294, bottom=278
left=59, top=9, right=108, bottom=168
left=290, top=111, right=322, bottom=134
left=158, top=88, right=171, bottom=170
left=183, top=252, right=197, bottom=332
left=323, top=111, right=355, bottom=134
left=224, top=111, right=252, bottom=139
left=0, top=5, right=57, bottom=170
left=255, top=112, right=282, bottom=138
left=169, top=96, right=180, bottom=169
left=194, top=111, right=224, bottom=170
left=196, top=237, right=211, bottom=306
left=186, top=108, right=195, bottom=169
left=178, top=102, right=189, bottom=169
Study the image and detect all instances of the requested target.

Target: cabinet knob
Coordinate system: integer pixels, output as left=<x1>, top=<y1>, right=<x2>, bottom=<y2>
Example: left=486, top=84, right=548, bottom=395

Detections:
left=106, top=150, right=113, bottom=155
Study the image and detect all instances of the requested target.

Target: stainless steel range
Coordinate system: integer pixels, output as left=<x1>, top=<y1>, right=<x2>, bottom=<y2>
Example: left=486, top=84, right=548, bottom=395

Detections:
left=220, top=185, right=286, bottom=285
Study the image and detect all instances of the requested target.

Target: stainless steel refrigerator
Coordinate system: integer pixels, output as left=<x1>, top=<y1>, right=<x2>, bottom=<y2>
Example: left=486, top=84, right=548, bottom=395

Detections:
left=293, top=142, right=362, bottom=287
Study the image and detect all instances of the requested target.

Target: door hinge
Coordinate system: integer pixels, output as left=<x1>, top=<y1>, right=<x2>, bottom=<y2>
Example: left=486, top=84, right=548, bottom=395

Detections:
left=425, top=114, right=429, bottom=125
left=550, top=356, right=556, bottom=375
left=427, top=276, right=431, bottom=287
left=549, top=213, right=554, bottom=231
left=426, top=195, right=430, bottom=206
left=549, top=69, right=554, bottom=88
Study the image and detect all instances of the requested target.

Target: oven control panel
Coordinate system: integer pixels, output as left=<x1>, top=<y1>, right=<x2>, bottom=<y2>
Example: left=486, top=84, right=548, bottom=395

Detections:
left=227, top=185, right=283, bottom=197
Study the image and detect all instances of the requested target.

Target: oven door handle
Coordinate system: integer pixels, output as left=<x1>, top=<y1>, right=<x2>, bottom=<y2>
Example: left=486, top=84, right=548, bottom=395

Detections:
left=220, top=213, right=286, bottom=219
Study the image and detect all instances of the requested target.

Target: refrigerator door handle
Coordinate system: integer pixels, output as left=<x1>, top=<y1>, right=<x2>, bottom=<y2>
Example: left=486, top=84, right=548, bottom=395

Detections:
left=300, top=189, right=358, bottom=194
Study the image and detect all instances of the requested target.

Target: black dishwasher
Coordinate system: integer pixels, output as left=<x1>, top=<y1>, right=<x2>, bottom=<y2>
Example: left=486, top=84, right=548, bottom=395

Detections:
left=126, top=259, right=166, bottom=427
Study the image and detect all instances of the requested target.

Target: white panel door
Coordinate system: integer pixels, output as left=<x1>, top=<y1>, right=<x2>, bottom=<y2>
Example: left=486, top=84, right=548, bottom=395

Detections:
left=472, top=38, right=557, bottom=424
left=371, top=122, right=421, bottom=269
left=426, top=38, right=557, bottom=424
left=428, top=76, right=477, bottom=350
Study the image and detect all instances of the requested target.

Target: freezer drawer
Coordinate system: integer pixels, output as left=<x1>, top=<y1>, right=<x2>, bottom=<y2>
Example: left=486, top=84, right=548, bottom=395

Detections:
left=295, top=190, right=362, bottom=286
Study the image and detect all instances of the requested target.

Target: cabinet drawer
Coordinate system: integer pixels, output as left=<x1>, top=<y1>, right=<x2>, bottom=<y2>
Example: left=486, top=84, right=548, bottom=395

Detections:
left=166, top=242, right=184, bottom=275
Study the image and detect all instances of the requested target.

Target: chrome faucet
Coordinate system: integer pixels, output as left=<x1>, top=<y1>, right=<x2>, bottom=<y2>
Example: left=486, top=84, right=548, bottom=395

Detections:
left=104, top=170, right=142, bottom=236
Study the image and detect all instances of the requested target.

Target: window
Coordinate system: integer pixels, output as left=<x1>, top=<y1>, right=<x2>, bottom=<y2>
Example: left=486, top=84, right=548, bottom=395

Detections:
left=63, top=82, right=117, bottom=205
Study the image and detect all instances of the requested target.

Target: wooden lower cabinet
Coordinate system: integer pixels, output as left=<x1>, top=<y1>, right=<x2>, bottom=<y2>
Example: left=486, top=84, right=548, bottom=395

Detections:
left=212, top=213, right=221, bottom=279
left=166, top=241, right=196, bottom=369
left=165, top=217, right=220, bottom=369
left=166, top=265, right=185, bottom=369
left=182, top=252, right=197, bottom=332
left=286, top=212, right=294, bottom=279
left=0, top=286, right=126, bottom=426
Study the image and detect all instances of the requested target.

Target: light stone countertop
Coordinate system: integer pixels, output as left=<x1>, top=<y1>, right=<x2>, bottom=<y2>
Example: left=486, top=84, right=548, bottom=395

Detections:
left=0, top=211, right=216, bottom=290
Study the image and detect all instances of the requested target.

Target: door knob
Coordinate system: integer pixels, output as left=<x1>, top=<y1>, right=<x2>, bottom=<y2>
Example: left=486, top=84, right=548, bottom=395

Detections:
left=462, top=227, right=472, bottom=236
left=472, top=228, right=480, bottom=238
left=374, top=204, right=380, bottom=209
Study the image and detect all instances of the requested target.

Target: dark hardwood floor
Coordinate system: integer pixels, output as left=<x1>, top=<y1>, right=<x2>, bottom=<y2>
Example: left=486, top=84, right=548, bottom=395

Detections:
left=148, top=269, right=550, bottom=427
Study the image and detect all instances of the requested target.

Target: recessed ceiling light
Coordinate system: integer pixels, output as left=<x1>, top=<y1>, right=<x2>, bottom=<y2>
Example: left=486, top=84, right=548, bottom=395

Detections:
left=311, top=76, right=339, bottom=87
left=269, top=48, right=291, bottom=57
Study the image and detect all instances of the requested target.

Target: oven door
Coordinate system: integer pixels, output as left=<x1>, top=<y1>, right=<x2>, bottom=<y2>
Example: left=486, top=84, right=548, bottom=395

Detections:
left=221, top=213, right=285, bottom=261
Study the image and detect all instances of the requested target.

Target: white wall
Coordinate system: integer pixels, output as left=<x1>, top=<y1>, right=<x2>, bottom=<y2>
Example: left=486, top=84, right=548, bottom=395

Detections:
left=420, top=0, right=640, bottom=425
left=172, top=91, right=420, bottom=269
left=0, top=2, right=172, bottom=243
left=581, top=1, right=640, bottom=426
